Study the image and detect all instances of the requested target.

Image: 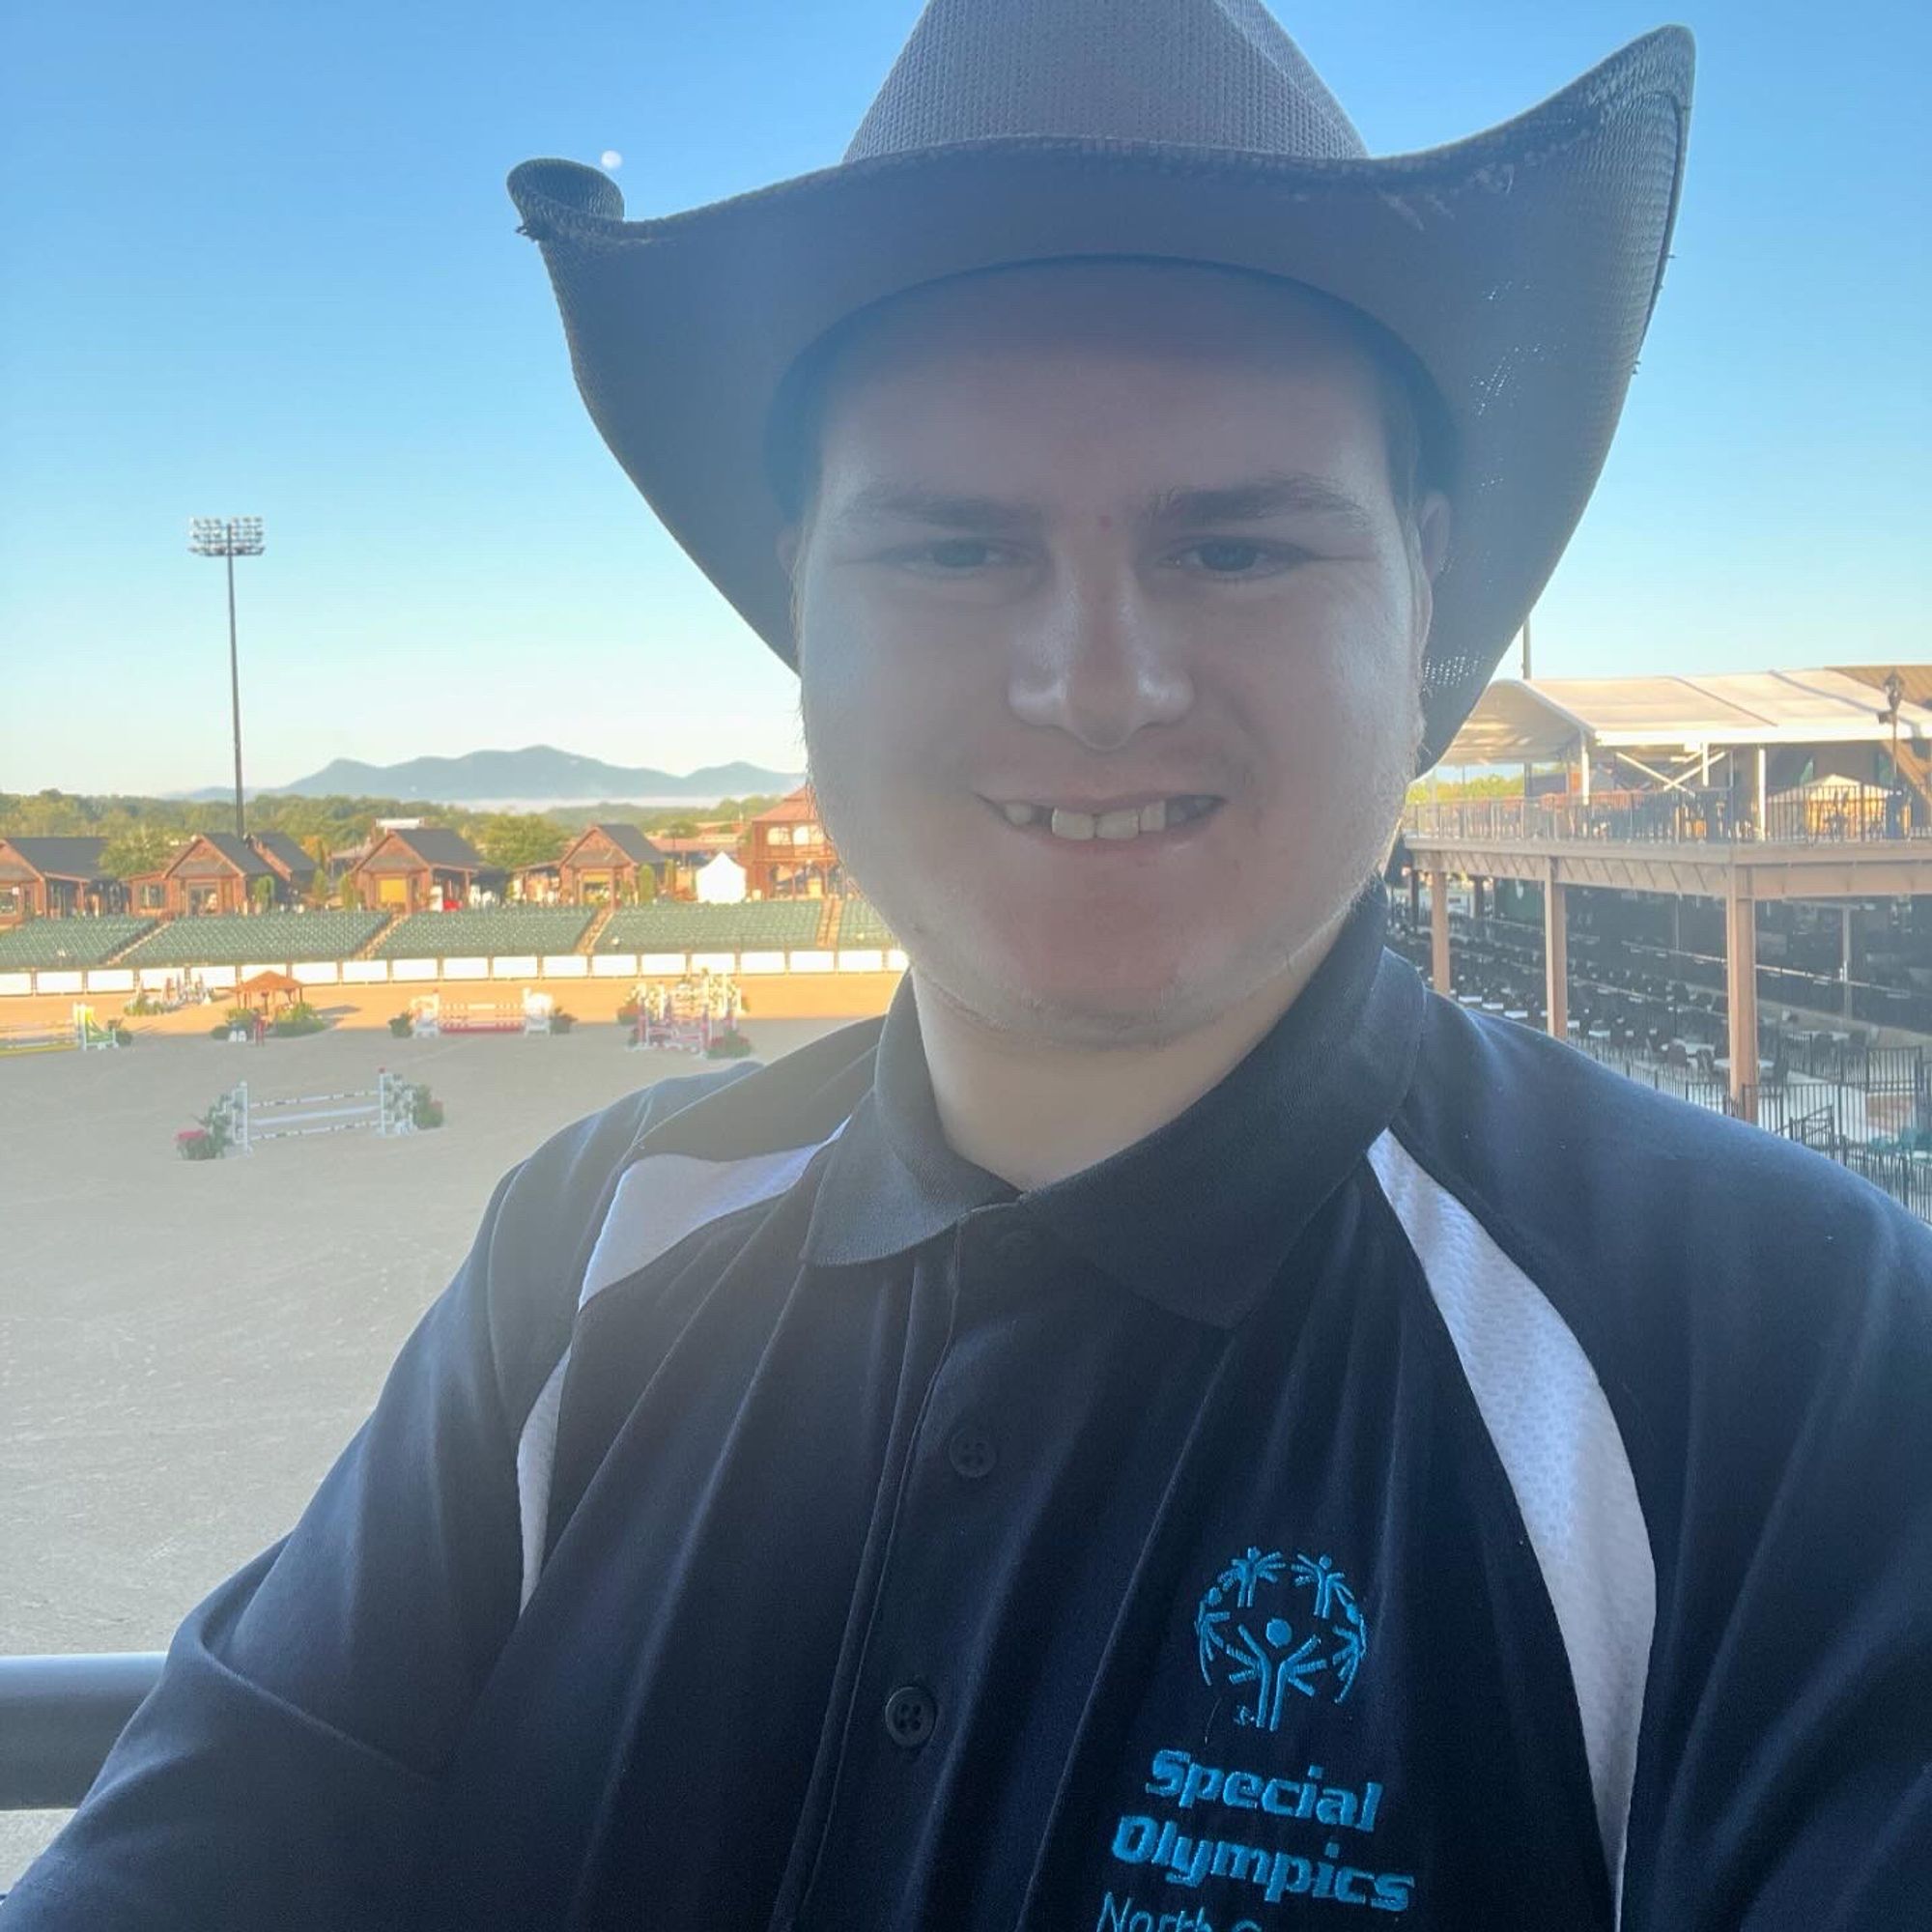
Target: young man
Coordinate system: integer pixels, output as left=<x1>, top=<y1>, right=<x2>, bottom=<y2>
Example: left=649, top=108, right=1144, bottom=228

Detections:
left=12, top=3, right=1928, bottom=1927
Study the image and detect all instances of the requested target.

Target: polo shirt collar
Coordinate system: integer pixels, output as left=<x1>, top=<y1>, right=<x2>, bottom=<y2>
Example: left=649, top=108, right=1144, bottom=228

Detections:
left=802, top=885, right=1423, bottom=1326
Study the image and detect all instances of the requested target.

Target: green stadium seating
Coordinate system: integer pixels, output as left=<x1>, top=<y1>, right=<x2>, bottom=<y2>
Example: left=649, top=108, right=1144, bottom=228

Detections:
left=121, top=910, right=388, bottom=967
left=375, top=907, right=594, bottom=960
left=838, top=897, right=898, bottom=949
left=600, top=901, right=824, bottom=952
left=0, top=917, right=156, bottom=971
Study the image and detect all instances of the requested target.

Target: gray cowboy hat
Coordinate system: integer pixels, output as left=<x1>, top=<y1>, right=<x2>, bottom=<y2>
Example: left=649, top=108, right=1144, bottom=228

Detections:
left=507, top=0, right=1693, bottom=770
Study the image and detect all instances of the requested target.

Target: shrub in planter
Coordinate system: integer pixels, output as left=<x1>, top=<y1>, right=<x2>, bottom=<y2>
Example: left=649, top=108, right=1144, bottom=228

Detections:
left=410, top=1084, right=445, bottom=1130
left=110, top=1023, right=133, bottom=1046
left=387, top=1012, right=413, bottom=1038
left=706, top=1030, right=755, bottom=1060
left=177, top=1098, right=235, bottom=1158
left=551, top=1010, right=576, bottom=1035
left=210, top=1021, right=235, bottom=1039
left=614, top=1001, right=639, bottom=1027
left=271, top=1002, right=327, bottom=1037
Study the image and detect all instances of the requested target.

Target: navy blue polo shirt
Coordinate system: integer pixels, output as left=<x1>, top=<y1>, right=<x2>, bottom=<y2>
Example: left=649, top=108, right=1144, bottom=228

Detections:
left=10, top=891, right=1930, bottom=1930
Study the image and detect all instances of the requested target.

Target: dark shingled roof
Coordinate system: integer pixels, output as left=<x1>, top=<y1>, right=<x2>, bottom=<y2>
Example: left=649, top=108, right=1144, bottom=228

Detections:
left=393, top=827, right=485, bottom=870
left=193, top=832, right=275, bottom=877
left=589, top=822, right=668, bottom=865
left=248, top=830, right=316, bottom=877
left=2, top=837, right=111, bottom=879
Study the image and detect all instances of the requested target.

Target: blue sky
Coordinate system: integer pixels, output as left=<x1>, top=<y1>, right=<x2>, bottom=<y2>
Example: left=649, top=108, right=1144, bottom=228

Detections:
left=3, top=0, right=1926, bottom=795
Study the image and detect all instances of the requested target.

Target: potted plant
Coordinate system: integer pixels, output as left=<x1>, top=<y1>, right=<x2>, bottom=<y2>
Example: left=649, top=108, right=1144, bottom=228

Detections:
left=387, top=1011, right=413, bottom=1038
left=551, top=1009, right=577, bottom=1035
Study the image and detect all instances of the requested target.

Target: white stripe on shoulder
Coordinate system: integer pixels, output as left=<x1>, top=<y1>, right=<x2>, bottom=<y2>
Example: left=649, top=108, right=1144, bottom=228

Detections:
left=579, top=1140, right=836, bottom=1307
left=1366, top=1130, right=1655, bottom=1921
left=513, top=1134, right=838, bottom=1611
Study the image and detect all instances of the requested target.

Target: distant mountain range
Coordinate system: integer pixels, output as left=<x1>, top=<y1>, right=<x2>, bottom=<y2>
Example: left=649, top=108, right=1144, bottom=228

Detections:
left=175, top=747, right=805, bottom=809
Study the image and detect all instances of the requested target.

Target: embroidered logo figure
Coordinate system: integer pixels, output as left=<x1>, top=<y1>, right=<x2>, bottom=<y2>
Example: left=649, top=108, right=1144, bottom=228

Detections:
left=1194, top=1547, right=1369, bottom=1729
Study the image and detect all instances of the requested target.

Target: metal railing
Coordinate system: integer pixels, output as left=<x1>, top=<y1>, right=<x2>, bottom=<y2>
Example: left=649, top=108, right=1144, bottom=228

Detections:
left=1404, top=787, right=1924, bottom=848
left=0, top=1653, right=162, bottom=1810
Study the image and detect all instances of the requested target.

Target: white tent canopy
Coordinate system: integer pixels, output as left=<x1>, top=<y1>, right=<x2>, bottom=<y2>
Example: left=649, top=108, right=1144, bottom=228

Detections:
left=1442, top=668, right=1932, bottom=768
left=694, top=851, right=748, bottom=904
left=1766, top=774, right=1889, bottom=805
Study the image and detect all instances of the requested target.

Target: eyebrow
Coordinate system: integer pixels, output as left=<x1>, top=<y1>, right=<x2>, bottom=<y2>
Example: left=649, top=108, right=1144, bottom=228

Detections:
left=1147, top=471, right=1378, bottom=539
left=826, top=470, right=1378, bottom=541
left=828, top=482, right=1044, bottom=536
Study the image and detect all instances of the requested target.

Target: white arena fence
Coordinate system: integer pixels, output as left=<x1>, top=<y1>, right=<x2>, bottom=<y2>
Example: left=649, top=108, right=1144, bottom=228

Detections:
left=211, top=1071, right=416, bottom=1156
left=2, top=949, right=909, bottom=999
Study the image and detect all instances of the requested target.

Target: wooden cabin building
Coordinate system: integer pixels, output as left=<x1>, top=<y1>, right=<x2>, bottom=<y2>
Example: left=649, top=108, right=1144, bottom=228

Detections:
left=743, top=788, right=840, bottom=899
left=347, top=827, right=488, bottom=913
left=154, top=833, right=279, bottom=917
left=0, top=838, right=120, bottom=925
left=247, top=830, right=319, bottom=900
left=556, top=822, right=668, bottom=904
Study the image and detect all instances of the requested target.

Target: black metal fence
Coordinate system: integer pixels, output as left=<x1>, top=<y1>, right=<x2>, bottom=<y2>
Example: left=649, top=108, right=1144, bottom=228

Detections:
left=1405, top=786, right=1922, bottom=848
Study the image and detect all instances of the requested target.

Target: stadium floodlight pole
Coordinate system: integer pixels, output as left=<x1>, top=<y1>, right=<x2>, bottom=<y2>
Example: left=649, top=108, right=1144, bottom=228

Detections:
left=188, top=516, right=266, bottom=839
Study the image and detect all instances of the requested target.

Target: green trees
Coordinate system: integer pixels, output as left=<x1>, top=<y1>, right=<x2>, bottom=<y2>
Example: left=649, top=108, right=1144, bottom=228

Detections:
left=99, top=823, right=180, bottom=880
left=471, top=812, right=568, bottom=873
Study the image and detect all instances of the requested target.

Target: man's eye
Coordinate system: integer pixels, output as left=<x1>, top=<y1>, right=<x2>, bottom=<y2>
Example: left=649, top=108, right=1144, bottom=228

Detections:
left=1175, top=539, right=1304, bottom=577
left=897, top=538, right=1009, bottom=572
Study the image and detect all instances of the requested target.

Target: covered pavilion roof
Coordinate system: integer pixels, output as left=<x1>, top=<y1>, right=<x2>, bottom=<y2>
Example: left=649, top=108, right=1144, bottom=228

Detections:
left=1442, top=668, right=1932, bottom=766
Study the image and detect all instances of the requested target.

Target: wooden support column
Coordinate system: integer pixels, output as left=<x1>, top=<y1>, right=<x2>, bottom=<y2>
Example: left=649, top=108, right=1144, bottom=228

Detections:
left=1544, top=869, right=1568, bottom=1043
left=1429, top=871, right=1452, bottom=995
left=1725, top=870, right=1758, bottom=1122
left=1842, top=903, right=1856, bottom=1020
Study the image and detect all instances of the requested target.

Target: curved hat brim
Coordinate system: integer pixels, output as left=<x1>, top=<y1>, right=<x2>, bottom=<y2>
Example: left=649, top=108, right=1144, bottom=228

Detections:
left=509, top=27, right=1691, bottom=769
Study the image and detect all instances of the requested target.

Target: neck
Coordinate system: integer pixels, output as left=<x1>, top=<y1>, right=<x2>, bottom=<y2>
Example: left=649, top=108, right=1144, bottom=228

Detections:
left=911, top=915, right=1350, bottom=1192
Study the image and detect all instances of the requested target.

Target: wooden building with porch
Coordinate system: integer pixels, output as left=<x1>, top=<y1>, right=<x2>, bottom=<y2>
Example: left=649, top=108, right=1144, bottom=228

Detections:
left=148, top=833, right=279, bottom=917
left=555, top=822, right=668, bottom=904
left=1404, top=667, right=1932, bottom=1117
left=346, top=827, right=488, bottom=913
left=0, top=838, right=120, bottom=925
left=744, top=787, right=839, bottom=899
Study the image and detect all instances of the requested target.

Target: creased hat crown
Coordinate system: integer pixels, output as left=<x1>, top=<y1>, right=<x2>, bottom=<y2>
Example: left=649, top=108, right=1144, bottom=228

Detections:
left=846, top=0, right=1366, bottom=162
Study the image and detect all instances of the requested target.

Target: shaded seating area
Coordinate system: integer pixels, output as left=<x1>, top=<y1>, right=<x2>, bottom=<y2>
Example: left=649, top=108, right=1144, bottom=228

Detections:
left=838, top=896, right=898, bottom=949
left=374, top=907, right=593, bottom=960
left=122, top=910, right=387, bottom=967
left=0, top=916, right=155, bottom=971
left=600, top=901, right=824, bottom=953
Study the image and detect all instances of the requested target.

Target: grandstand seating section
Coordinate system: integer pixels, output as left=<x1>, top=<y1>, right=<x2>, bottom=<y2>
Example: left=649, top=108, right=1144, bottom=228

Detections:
left=0, top=916, right=156, bottom=971
left=120, top=910, right=389, bottom=967
left=600, top=901, right=823, bottom=952
left=838, top=897, right=898, bottom=949
left=375, top=906, right=593, bottom=960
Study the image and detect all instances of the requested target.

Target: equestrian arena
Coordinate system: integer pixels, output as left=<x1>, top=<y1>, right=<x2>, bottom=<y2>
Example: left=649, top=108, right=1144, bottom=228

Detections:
left=0, top=989, right=864, bottom=1881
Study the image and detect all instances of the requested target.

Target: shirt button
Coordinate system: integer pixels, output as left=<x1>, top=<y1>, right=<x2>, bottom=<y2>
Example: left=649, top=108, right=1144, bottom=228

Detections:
left=883, top=1684, right=937, bottom=1749
left=946, top=1424, right=998, bottom=1481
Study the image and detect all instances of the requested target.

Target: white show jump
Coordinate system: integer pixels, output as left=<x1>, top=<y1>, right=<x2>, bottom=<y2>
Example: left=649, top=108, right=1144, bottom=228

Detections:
left=213, top=1070, right=415, bottom=1154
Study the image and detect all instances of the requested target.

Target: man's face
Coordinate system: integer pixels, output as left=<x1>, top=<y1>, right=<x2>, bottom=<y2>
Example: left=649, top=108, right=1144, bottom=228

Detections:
left=788, top=262, right=1446, bottom=1046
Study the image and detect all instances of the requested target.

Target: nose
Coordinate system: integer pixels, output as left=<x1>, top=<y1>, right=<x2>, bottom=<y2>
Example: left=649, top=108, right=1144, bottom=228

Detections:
left=1005, top=569, right=1194, bottom=752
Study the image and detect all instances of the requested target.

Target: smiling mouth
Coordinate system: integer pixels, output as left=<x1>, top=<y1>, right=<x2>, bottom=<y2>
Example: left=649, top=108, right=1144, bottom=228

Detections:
left=985, top=795, right=1224, bottom=843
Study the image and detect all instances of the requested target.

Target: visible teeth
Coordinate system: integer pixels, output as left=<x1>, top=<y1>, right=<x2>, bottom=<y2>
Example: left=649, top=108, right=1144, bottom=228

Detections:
left=1001, top=801, right=1037, bottom=827
left=1095, top=809, right=1141, bottom=840
left=1049, top=809, right=1096, bottom=840
left=1138, top=800, right=1168, bottom=834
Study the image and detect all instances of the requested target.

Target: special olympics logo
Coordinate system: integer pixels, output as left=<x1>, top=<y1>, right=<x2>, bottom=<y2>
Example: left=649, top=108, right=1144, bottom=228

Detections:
left=1194, top=1548, right=1368, bottom=1730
